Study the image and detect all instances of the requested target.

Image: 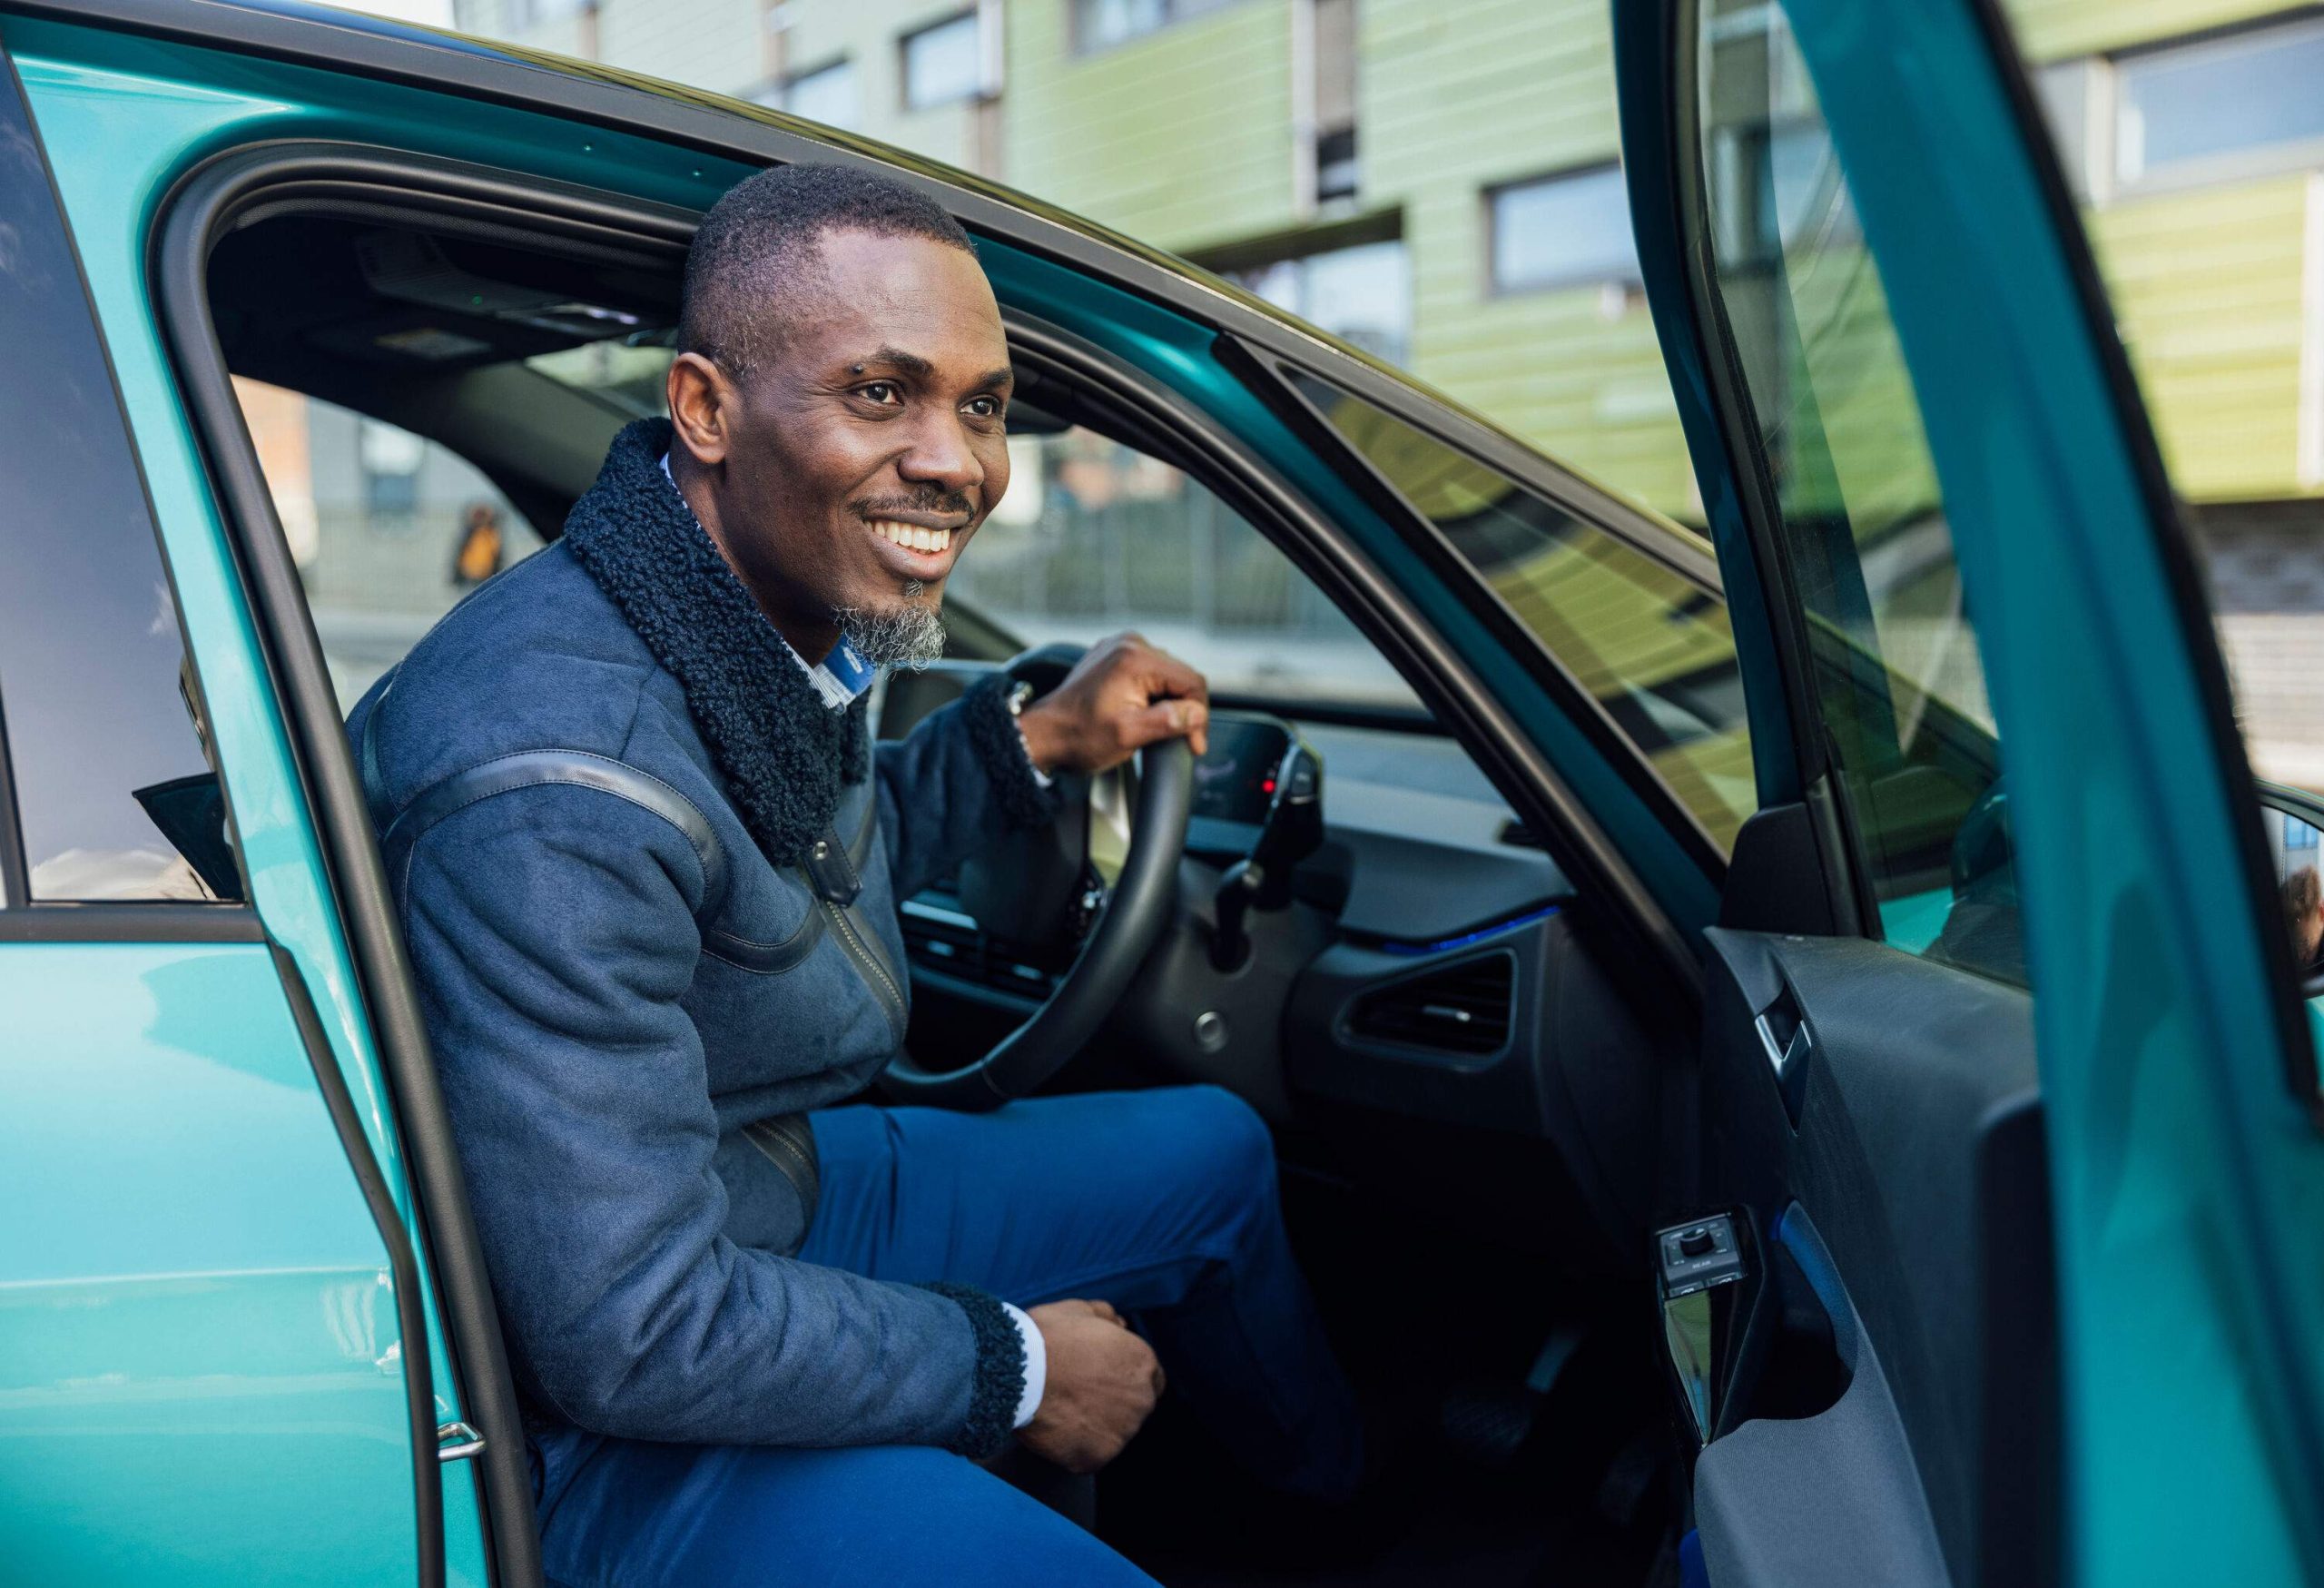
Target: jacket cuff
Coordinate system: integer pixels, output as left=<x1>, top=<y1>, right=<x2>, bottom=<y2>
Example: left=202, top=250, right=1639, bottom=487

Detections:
left=919, top=1281, right=1028, bottom=1459
left=962, top=671, right=1061, bottom=832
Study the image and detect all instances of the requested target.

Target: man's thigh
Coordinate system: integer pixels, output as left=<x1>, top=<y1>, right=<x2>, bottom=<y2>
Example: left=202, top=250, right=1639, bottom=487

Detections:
left=537, top=1435, right=1154, bottom=1588
left=800, top=1084, right=1276, bottom=1308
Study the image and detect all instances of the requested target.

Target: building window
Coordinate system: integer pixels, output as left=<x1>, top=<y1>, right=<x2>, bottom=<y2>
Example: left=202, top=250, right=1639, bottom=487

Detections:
left=902, top=12, right=986, bottom=110
left=776, top=58, right=860, bottom=131
left=1076, top=0, right=1238, bottom=54
left=1224, top=237, right=1409, bottom=366
left=2115, top=17, right=2324, bottom=189
left=359, top=419, right=425, bottom=520
left=1316, top=129, right=1359, bottom=204
left=1489, top=165, right=1640, bottom=294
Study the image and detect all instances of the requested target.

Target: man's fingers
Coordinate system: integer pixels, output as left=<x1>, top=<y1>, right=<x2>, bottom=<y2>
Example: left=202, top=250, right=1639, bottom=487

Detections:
left=1121, top=695, right=1209, bottom=755
left=1083, top=1299, right=1124, bottom=1326
left=1141, top=646, right=1209, bottom=706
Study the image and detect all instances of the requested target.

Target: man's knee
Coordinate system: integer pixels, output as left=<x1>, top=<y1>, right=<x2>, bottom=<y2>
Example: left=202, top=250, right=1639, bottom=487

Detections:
left=1148, top=1084, right=1279, bottom=1238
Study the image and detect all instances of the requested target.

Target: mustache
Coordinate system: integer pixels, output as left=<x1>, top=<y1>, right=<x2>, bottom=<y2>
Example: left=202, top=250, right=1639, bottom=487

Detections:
left=853, top=492, right=974, bottom=520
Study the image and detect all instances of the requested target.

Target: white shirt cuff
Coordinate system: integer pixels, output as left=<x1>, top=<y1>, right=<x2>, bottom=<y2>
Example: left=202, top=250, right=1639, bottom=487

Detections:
left=1000, top=1302, right=1046, bottom=1429
left=1015, top=722, right=1054, bottom=790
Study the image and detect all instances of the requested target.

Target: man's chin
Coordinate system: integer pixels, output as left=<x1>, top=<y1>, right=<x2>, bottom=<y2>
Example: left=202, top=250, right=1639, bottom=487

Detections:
left=834, top=597, right=948, bottom=670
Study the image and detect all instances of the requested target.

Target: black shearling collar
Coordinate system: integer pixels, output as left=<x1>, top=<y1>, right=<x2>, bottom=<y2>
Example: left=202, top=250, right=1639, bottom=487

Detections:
left=561, top=418, right=868, bottom=867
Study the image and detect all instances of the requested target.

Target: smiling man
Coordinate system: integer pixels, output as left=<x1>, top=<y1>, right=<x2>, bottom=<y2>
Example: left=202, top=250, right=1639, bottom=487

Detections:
left=348, top=164, right=1361, bottom=1585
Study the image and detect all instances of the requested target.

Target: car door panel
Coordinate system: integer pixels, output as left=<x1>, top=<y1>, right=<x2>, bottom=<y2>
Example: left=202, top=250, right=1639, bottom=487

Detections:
left=1694, top=1207, right=1948, bottom=1588
left=1697, top=928, right=2053, bottom=1585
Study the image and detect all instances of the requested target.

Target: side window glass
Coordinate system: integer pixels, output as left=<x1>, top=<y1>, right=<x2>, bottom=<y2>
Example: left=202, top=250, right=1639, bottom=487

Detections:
left=0, top=60, right=226, bottom=903
left=945, top=422, right=1419, bottom=711
left=1284, top=373, right=1759, bottom=854
left=1698, top=2, right=2018, bottom=981
left=234, top=382, right=542, bottom=710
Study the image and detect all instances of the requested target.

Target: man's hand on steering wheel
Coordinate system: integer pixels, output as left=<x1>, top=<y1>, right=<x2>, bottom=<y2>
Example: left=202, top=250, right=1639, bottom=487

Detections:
left=1017, top=632, right=1210, bottom=774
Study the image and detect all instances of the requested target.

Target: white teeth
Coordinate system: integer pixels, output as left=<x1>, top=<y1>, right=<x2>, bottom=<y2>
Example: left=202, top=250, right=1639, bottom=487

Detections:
left=871, top=519, right=950, bottom=554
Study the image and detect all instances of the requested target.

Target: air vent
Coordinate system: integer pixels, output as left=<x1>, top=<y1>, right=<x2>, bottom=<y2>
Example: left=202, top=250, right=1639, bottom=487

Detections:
left=901, top=899, right=1060, bottom=1001
left=1346, top=953, right=1515, bottom=1056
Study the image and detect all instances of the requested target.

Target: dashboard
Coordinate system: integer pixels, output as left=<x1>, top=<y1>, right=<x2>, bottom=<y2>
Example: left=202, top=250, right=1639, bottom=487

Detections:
left=878, top=672, right=1665, bottom=1252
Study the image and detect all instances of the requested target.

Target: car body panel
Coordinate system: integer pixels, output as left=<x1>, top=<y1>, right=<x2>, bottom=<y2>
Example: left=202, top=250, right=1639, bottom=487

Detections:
left=0, top=942, right=419, bottom=1584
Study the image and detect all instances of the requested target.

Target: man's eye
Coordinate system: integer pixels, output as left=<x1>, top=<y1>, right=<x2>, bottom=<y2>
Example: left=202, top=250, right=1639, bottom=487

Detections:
left=964, top=396, right=1003, bottom=419
left=858, top=381, right=901, bottom=405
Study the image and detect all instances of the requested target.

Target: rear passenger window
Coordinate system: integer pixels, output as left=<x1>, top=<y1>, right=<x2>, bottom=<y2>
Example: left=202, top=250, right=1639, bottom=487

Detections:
left=0, top=58, right=225, bottom=903
left=234, top=383, right=540, bottom=709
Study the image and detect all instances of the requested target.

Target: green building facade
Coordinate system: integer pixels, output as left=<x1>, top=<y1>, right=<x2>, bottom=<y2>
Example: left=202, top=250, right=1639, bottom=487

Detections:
left=448, top=0, right=2324, bottom=778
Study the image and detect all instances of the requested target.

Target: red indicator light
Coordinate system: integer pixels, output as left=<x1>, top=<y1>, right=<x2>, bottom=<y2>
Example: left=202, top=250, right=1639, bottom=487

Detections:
left=1262, top=776, right=1276, bottom=794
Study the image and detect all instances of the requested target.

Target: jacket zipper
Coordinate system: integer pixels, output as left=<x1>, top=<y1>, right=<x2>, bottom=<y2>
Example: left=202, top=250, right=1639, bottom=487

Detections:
left=824, top=900, right=908, bottom=1040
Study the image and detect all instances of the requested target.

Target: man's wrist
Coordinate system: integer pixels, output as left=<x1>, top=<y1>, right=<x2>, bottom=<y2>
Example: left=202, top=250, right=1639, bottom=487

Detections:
left=1015, top=695, right=1067, bottom=776
left=1001, top=1301, right=1048, bottom=1429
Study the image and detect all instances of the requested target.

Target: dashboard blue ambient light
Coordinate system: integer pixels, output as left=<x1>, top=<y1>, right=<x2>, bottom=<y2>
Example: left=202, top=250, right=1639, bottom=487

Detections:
left=1374, top=903, right=1564, bottom=957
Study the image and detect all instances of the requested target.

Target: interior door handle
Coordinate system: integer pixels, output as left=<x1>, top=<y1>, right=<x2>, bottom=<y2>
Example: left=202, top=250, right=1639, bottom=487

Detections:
left=1753, top=982, right=1814, bottom=1124
left=437, top=1421, right=486, bottom=1464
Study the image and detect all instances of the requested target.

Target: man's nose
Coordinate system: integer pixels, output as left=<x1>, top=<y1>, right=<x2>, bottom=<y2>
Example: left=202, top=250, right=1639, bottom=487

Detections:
left=897, top=412, right=983, bottom=502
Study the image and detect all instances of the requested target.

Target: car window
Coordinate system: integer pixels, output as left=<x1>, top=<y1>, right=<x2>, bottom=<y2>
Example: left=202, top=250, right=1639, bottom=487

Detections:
left=1281, top=371, right=1758, bottom=855
left=948, top=424, right=1419, bottom=710
left=1697, top=0, right=2020, bottom=982
left=0, top=59, right=225, bottom=904
left=234, top=381, right=543, bottom=711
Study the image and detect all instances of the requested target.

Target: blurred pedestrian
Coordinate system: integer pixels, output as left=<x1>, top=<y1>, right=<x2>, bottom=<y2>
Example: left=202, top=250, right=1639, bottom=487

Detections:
left=451, top=501, right=505, bottom=587
left=2281, top=865, right=2324, bottom=970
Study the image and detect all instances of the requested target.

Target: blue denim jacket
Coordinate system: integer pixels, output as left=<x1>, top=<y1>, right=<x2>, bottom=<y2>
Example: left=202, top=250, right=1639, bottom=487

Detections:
left=348, top=420, right=1050, bottom=1457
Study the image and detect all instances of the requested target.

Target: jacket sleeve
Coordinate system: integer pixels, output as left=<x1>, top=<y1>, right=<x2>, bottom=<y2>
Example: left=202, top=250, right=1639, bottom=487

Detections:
left=395, top=776, right=1024, bottom=1452
left=874, top=670, right=1061, bottom=900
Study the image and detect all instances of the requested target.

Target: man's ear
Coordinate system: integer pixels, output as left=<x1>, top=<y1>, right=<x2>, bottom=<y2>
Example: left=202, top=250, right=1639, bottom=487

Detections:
left=666, top=351, right=734, bottom=467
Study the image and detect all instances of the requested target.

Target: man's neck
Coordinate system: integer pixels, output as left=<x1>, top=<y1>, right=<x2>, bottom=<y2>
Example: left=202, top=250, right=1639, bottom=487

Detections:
left=666, top=450, right=842, bottom=665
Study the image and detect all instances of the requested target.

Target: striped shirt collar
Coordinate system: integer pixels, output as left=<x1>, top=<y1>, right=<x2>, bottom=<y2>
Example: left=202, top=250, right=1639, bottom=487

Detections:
left=659, top=452, right=874, bottom=715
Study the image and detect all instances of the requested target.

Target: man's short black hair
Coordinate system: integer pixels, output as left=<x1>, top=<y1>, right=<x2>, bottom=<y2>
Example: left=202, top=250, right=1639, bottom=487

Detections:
left=679, top=163, right=978, bottom=382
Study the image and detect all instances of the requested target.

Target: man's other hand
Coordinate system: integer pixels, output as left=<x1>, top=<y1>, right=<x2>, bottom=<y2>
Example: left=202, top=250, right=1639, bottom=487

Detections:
left=1019, top=1299, right=1165, bottom=1474
left=1017, top=632, right=1209, bottom=774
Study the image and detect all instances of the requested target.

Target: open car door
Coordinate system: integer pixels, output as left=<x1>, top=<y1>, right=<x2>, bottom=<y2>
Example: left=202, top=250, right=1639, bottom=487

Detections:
left=1615, top=2, right=2324, bottom=1584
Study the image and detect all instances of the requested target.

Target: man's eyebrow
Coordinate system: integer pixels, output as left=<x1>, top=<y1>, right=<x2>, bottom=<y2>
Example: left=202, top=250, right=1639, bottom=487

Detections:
left=852, top=345, right=936, bottom=379
left=971, top=367, right=1015, bottom=393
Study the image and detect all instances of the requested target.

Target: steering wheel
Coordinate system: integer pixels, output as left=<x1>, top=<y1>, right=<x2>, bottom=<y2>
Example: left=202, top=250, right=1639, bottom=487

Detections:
left=881, top=647, right=1195, bottom=1110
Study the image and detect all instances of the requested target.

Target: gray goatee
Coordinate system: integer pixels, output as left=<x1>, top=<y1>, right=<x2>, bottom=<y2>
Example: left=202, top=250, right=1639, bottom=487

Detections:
left=835, top=581, right=946, bottom=670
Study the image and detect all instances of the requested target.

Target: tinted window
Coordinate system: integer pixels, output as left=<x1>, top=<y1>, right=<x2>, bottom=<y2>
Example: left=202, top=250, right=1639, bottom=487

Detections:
left=1699, top=1, right=2017, bottom=981
left=0, top=59, right=224, bottom=902
left=1288, top=372, right=1758, bottom=853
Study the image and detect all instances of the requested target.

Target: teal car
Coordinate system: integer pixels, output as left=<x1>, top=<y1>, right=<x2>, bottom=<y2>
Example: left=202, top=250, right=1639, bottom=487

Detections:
left=4, top=1, right=2319, bottom=1584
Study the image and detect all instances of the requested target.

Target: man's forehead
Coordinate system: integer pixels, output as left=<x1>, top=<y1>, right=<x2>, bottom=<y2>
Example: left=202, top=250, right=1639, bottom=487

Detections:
left=797, top=230, right=1001, bottom=337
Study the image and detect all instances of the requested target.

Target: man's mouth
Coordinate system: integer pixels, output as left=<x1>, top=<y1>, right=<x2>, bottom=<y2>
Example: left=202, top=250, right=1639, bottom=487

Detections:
left=867, top=518, right=958, bottom=555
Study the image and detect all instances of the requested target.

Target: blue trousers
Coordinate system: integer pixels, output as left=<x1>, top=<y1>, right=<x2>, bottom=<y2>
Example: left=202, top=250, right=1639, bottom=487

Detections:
left=532, top=1085, right=1363, bottom=1586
